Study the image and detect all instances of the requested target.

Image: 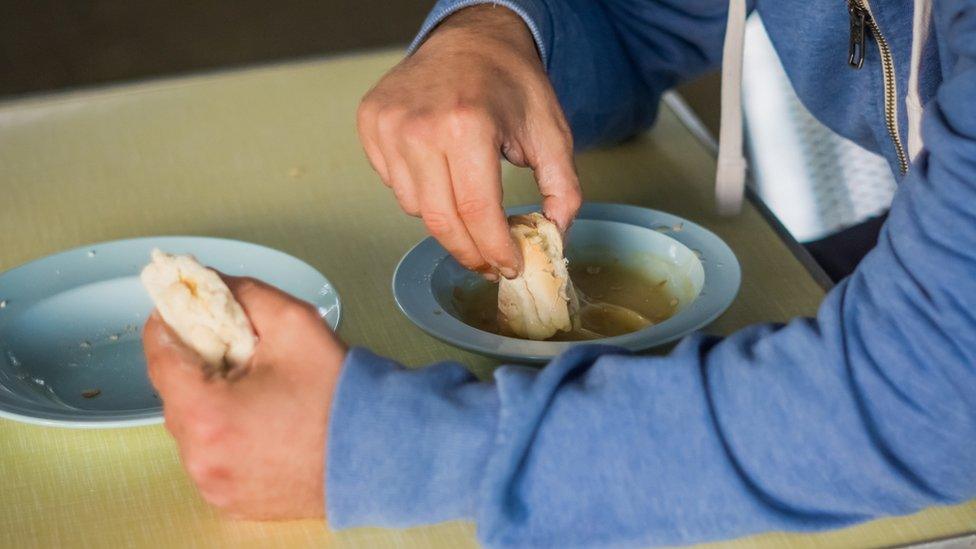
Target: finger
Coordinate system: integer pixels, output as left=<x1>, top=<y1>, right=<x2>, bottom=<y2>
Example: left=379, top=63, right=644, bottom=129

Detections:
left=162, top=406, right=186, bottom=440
left=527, top=123, right=582, bottom=233
left=144, top=312, right=203, bottom=384
left=376, top=111, right=422, bottom=216
left=220, top=275, right=315, bottom=337
left=143, top=313, right=218, bottom=405
left=447, top=137, right=521, bottom=278
left=379, top=141, right=421, bottom=216
left=401, top=144, right=489, bottom=272
left=356, top=101, right=391, bottom=184
left=221, top=275, right=347, bottom=369
left=361, top=134, right=390, bottom=186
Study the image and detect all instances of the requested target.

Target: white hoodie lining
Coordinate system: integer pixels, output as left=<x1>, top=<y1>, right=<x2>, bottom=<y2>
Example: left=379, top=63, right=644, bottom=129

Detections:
left=714, top=0, right=932, bottom=215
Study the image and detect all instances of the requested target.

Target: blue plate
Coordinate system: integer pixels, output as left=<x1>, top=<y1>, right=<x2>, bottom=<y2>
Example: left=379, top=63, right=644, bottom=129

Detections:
left=393, top=203, right=740, bottom=363
left=0, top=237, right=340, bottom=428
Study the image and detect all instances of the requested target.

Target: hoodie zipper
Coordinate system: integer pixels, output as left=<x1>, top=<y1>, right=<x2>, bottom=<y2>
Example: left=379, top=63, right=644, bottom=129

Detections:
left=847, top=0, right=909, bottom=175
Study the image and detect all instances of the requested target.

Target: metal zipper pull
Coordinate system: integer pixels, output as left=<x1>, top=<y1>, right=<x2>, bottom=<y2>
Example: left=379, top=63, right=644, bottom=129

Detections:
left=848, top=0, right=867, bottom=69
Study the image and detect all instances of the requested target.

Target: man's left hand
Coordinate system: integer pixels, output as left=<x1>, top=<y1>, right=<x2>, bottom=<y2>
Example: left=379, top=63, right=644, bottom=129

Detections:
left=143, top=275, right=346, bottom=520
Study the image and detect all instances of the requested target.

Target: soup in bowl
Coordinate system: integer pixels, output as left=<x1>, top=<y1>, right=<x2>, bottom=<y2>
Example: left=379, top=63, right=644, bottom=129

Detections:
left=393, top=203, right=736, bottom=363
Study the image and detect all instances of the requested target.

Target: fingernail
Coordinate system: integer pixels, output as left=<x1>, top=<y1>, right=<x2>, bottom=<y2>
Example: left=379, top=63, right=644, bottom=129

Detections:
left=500, top=266, right=518, bottom=279
left=483, top=272, right=500, bottom=283
left=541, top=211, right=563, bottom=231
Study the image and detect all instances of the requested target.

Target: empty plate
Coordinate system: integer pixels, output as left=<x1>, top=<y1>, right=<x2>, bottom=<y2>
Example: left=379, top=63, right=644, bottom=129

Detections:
left=0, top=237, right=340, bottom=428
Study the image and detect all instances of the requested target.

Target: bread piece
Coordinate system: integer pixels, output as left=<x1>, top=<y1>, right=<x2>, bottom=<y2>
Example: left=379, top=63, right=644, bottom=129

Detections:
left=498, top=213, right=577, bottom=340
left=141, top=249, right=256, bottom=375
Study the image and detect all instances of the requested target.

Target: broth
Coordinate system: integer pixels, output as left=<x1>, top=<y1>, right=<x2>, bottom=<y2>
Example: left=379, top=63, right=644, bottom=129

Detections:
left=452, top=261, right=679, bottom=341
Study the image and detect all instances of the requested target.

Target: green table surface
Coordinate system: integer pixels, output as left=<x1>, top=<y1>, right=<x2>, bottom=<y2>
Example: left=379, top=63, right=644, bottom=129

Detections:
left=0, top=50, right=972, bottom=548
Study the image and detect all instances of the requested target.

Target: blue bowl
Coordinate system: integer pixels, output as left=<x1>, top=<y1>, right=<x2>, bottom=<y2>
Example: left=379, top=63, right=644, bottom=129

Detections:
left=0, top=237, right=340, bottom=428
left=393, top=203, right=740, bottom=363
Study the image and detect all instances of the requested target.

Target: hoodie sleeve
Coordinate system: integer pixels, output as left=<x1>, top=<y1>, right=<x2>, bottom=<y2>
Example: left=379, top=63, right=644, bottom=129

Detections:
left=407, top=0, right=734, bottom=149
left=325, top=3, right=976, bottom=547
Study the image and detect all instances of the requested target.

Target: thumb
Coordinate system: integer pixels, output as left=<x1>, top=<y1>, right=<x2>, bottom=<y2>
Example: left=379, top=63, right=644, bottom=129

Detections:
left=527, top=126, right=582, bottom=233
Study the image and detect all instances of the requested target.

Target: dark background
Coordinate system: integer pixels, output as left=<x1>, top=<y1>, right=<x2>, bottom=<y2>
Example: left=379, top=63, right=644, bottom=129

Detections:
left=0, top=0, right=719, bottom=132
left=0, top=0, right=430, bottom=96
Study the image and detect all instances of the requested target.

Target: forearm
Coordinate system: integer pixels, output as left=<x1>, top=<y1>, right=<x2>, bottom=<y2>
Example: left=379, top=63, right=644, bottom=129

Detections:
left=409, top=0, right=663, bottom=148
left=328, top=317, right=973, bottom=547
left=413, top=4, right=541, bottom=72
left=327, top=348, right=501, bottom=528
left=328, top=4, right=976, bottom=546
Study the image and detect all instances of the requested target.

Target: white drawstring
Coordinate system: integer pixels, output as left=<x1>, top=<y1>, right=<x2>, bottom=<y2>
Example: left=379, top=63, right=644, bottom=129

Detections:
left=906, top=0, right=932, bottom=162
left=715, top=0, right=749, bottom=216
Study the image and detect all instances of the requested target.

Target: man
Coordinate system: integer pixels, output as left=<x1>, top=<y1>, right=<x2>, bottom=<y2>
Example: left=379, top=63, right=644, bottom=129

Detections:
left=144, top=1, right=976, bottom=547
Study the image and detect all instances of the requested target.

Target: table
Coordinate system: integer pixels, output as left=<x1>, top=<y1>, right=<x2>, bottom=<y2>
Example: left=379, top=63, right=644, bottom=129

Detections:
left=1, top=49, right=973, bottom=548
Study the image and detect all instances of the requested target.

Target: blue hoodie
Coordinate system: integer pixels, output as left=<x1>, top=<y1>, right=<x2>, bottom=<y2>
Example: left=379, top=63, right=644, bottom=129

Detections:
left=326, top=1, right=976, bottom=547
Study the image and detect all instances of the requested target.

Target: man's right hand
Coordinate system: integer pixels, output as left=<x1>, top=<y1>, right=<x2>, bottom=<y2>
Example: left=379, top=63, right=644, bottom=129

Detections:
left=357, top=5, right=581, bottom=280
